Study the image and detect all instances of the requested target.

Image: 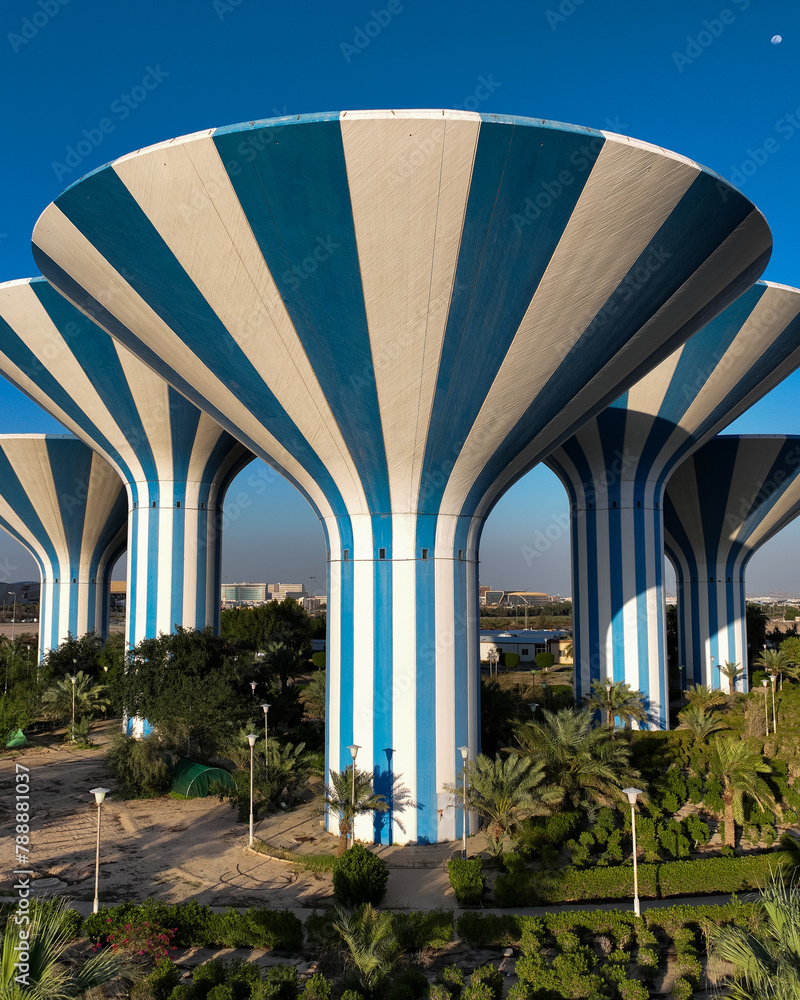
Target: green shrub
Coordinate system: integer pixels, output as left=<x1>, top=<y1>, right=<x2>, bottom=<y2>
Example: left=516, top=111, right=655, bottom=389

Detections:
left=447, top=858, right=485, bottom=906
left=429, top=986, right=452, bottom=1000
left=392, top=909, right=453, bottom=950
left=340, top=992, right=365, bottom=1000
left=106, top=733, right=174, bottom=797
left=332, top=844, right=389, bottom=906
left=441, top=965, right=465, bottom=999
left=465, top=965, right=503, bottom=1000
left=260, top=965, right=300, bottom=1000
left=192, top=959, right=226, bottom=991
left=207, top=987, right=235, bottom=1000
left=671, top=978, right=693, bottom=1000
left=618, top=980, right=649, bottom=1000
left=386, top=968, right=429, bottom=1000
left=131, top=960, right=180, bottom=1000
left=246, top=908, right=303, bottom=951
left=455, top=913, right=520, bottom=947
left=303, top=910, right=340, bottom=954
left=168, top=987, right=193, bottom=1000
left=300, top=973, right=332, bottom=1000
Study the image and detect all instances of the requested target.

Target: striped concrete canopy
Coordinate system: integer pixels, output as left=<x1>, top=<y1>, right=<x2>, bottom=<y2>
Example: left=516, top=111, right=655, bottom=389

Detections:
left=30, top=110, right=772, bottom=843
left=32, top=110, right=771, bottom=527
left=0, top=435, right=127, bottom=654
left=0, top=278, right=255, bottom=646
left=665, top=434, right=800, bottom=687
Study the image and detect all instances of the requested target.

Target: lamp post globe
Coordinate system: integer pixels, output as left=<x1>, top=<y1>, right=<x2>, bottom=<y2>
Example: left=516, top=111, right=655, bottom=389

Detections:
left=622, top=787, right=644, bottom=917
left=89, top=787, right=110, bottom=913
left=246, top=733, right=258, bottom=847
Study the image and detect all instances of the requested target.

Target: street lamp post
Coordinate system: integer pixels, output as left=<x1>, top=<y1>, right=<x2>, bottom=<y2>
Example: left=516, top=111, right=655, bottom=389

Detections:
left=90, top=787, right=110, bottom=913
left=458, top=745, right=470, bottom=859
left=770, top=675, right=777, bottom=734
left=487, top=648, right=499, bottom=677
left=261, top=703, right=270, bottom=769
left=623, top=787, right=644, bottom=917
left=710, top=655, right=716, bottom=689
left=347, top=744, right=360, bottom=849
left=246, top=733, right=258, bottom=847
left=69, top=673, right=77, bottom=741
left=762, top=678, right=770, bottom=734
left=249, top=680, right=257, bottom=699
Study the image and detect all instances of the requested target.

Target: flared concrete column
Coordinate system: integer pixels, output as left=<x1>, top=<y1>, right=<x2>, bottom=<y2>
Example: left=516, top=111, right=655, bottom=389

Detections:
left=0, top=279, right=254, bottom=648
left=0, top=435, right=126, bottom=656
left=546, top=283, right=800, bottom=726
left=665, top=435, right=800, bottom=688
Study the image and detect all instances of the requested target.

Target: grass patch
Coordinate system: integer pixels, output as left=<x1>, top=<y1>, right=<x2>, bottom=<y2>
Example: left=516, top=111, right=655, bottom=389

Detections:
left=252, top=839, right=337, bottom=871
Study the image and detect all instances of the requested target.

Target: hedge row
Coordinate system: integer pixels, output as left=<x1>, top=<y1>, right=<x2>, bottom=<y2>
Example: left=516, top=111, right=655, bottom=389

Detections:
left=494, top=850, right=790, bottom=905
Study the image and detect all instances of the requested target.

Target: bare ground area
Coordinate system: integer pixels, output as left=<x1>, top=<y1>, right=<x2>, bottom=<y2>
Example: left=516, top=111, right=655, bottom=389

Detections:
left=0, top=722, right=457, bottom=913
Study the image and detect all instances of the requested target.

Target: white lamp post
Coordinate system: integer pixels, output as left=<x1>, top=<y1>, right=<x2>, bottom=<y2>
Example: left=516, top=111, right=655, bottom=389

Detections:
left=347, top=744, right=360, bottom=848
left=249, top=680, right=257, bottom=698
left=261, top=703, right=270, bottom=769
left=458, top=745, right=470, bottom=859
left=762, top=678, right=770, bottom=734
left=90, top=787, right=110, bottom=913
left=623, top=787, right=644, bottom=917
left=769, top=675, right=777, bottom=734
left=69, top=673, right=77, bottom=741
left=246, top=733, right=258, bottom=847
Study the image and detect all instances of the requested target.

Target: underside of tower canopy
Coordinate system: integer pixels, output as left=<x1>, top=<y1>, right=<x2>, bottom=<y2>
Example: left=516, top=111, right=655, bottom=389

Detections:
left=31, top=109, right=772, bottom=843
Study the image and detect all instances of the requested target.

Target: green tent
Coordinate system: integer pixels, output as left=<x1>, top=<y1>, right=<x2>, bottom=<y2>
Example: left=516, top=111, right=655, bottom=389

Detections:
left=5, top=729, right=27, bottom=748
left=170, top=758, right=236, bottom=798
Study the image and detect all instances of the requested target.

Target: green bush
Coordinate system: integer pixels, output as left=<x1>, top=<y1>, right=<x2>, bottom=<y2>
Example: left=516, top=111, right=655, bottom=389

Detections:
left=332, top=843, right=389, bottom=906
left=492, top=852, right=791, bottom=905
left=465, top=965, right=503, bottom=1000
left=261, top=965, right=300, bottom=1000
left=455, top=913, right=520, bottom=947
left=207, top=987, right=235, bottom=1000
left=246, top=908, right=303, bottom=951
left=168, top=987, right=192, bottom=1000
left=192, top=959, right=226, bottom=991
left=447, top=858, right=484, bottom=906
left=392, top=909, right=453, bottom=950
left=441, top=965, right=465, bottom=1000
left=106, top=733, right=174, bottom=797
left=131, top=960, right=180, bottom=1000
left=300, top=973, right=332, bottom=1000
left=618, top=980, right=649, bottom=1000
left=387, top=968, right=429, bottom=1000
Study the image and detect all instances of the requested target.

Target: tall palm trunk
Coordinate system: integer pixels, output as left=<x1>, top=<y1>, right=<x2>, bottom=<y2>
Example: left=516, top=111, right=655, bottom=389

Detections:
left=723, top=791, right=736, bottom=848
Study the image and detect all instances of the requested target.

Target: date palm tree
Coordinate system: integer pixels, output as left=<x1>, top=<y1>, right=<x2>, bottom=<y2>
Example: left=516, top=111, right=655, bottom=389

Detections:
left=324, top=765, right=389, bottom=853
left=0, top=898, right=135, bottom=999
left=584, top=677, right=648, bottom=731
left=334, top=904, right=401, bottom=993
left=443, top=753, right=562, bottom=856
left=512, top=707, right=644, bottom=817
left=756, top=648, right=791, bottom=690
left=41, top=670, right=108, bottom=725
left=707, top=736, right=777, bottom=850
left=719, top=660, right=744, bottom=695
left=677, top=702, right=729, bottom=745
left=683, top=683, right=727, bottom=714
left=709, top=870, right=800, bottom=999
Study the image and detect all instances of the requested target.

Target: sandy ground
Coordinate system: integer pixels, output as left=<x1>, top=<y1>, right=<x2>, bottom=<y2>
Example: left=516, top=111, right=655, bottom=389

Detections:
left=0, top=723, right=457, bottom=913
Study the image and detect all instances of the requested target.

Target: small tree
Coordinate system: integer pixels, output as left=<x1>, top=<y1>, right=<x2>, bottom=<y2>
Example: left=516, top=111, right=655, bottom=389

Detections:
left=585, top=677, right=647, bottom=731
left=333, top=904, right=400, bottom=992
left=719, top=661, right=744, bottom=695
left=332, top=844, right=389, bottom=906
left=707, top=736, right=777, bottom=850
left=42, top=670, right=108, bottom=735
left=324, top=765, right=389, bottom=853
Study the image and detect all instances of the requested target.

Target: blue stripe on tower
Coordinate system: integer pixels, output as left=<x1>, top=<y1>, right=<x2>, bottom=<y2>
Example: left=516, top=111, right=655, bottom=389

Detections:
left=213, top=121, right=391, bottom=512
left=146, top=508, right=160, bottom=638
left=46, top=438, right=92, bottom=571
left=49, top=172, right=348, bottom=518
left=653, top=511, right=667, bottom=727
left=168, top=388, right=202, bottom=483
left=463, top=176, right=765, bottom=515
left=415, top=549, right=436, bottom=844
left=49, top=583, right=60, bottom=650
left=601, top=409, right=627, bottom=683
left=338, top=520, right=355, bottom=757
left=372, top=517, right=392, bottom=844
left=0, top=313, right=136, bottom=483
left=170, top=510, right=185, bottom=632
left=420, top=122, right=603, bottom=513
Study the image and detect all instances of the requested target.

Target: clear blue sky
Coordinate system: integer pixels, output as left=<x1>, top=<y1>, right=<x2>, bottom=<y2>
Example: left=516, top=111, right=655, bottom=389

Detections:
left=1, top=0, right=799, bottom=597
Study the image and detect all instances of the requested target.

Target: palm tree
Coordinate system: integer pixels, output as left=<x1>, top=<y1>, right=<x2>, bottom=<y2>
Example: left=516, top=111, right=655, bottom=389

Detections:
left=0, top=898, right=135, bottom=999
left=512, top=707, right=644, bottom=817
left=708, top=870, right=800, bottom=999
left=720, top=660, right=744, bottom=695
left=300, top=670, right=326, bottom=720
left=682, top=683, right=727, bottom=714
left=324, top=765, right=389, bottom=853
left=333, top=905, right=401, bottom=993
left=42, top=671, right=108, bottom=726
left=756, top=649, right=791, bottom=690
left=677, top=702, right=729, bottom=745
left=584, top=677, right=648, bottom=731
left=707, top=736, right=777, bottom=849
left=443, top=753, right=562, bottom=856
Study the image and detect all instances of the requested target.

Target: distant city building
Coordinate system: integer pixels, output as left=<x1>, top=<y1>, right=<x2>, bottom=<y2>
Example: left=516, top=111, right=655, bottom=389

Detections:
left=221, top=582, right=308, bottom=605
left=482, top=590, right=553, bottom=607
